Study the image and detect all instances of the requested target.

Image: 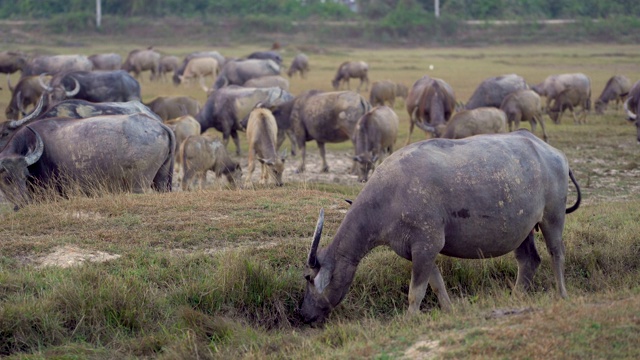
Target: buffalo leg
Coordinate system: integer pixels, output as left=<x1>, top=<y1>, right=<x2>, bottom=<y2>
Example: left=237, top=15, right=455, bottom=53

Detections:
left=514, top=230, right=542, bottom=292
left=408, top=234, right=448, bottom=313
left=318, top=141, right=329, bottom=173
left=539, top=216, right=568, bottom=299
left=296, top=139, right=307, bottom=173
left=231, top=130, right=241, bottom=156
left=245, top=151, right=256, bottom=187
left=535, top=115, right=549, bottom=142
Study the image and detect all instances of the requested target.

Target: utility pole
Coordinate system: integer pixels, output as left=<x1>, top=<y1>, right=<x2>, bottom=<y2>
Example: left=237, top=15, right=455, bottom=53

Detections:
left=96, top=0, right=102, bottom=28
left=435, top=0, right=440, bottom=18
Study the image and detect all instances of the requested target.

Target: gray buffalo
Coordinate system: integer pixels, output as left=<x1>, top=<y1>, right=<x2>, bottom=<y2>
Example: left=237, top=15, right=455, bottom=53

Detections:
left=195, top=86, right=294, bottom=155
left=39, top=70, right=141, bottom=106
left=300, top=129, right=581, bottom=324
left=437, top=107, right=507, bottom=140
left=624, top=80, right=640, bottom=122
left=0, top=113, right=175, bottom=210
left=353, top=105, right=399, bottom=182
left=548, top=87, right=591, bottom=125
left=464, top=74, right=528, bottom=110
left=0, top=51, right=29, bottom=75
left=287, top=53, right=310, bottom=78
left=121, top=48, right=161, bottom=82
left=88, top=53, right=123, bottom=71
left=247, top=50, right=283, bottom=65
left=21, top=54, right=93, bottom=77
left=405, top=75, right=456, bottom=144
left=595, top=75, right=632, bottom=114
left=172, top=51, right=226, bottom=86
left=180, top=133, right=242, bottom=191
left=271, top=90, right=372, bottom=173
left=532, top=73, right=591, bottom=111
left=145, top=96, right=201, bottom=121
left=5, top=75, right=49, bottom=119
left=211, top=59, right=280, bottom=91
left=158, top=55, right=180, bottom=82
left=243, top=75, right=290, bottom=91
left=331, top=61, right=369, bottom=92
left=369, top=80, right=408, bottom=108
left=500, top=89, right=548, bottom=142
left=245, top=107, right=286, bottom=187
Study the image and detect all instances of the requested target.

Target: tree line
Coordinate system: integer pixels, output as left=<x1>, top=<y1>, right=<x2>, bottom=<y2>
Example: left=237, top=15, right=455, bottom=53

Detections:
left=1, top=0, right=638, bottom=20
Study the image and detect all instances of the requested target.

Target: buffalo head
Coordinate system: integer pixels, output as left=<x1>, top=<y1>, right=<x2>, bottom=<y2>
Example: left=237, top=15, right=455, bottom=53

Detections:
left=0, top=126, right=44, bottom=211
left=353, top=152, right=378, bottom=183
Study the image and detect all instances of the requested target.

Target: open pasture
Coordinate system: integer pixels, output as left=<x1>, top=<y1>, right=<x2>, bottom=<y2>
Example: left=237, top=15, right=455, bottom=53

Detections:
left=1, top=43, right=640, bottom=358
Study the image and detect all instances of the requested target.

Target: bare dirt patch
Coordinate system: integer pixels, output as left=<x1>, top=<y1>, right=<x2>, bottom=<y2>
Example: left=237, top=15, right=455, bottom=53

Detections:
left=33, top=245, right=120, bottom=268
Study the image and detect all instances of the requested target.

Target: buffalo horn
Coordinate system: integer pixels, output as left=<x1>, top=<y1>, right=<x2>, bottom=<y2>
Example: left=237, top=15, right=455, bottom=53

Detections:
left=38, top=73, right=53, bottom=92
left=65, top=78, right=80, bottom=97
left=7, top=74, right=14, bottom=92
left=307, top=208, right=324, bottom=268
left=8, top=94, right=45, bottom=129
left=24, top=126, right=44, bottom=166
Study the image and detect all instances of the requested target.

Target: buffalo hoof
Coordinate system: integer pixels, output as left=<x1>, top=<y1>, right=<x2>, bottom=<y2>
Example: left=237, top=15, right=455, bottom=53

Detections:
left=295, top=167, right=305, bottom=174
left=321, top=166, right=330, bottom=173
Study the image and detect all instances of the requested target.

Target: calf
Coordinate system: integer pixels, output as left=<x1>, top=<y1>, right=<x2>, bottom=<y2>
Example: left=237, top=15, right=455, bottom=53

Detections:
left=501, top=89, right=548, bottom=142
left=245, top=107, right=286, bottom=187
left=437, top=107, right=507, bottom=139
left=164, top=115, right=201, bottom=178
left=353, top=106, right=399, bottom=182
left=180, top=133, right=242, bottom=191
left=548, top=87, right=591, bottom=124
left=181, top=57, right=219, bottom=91
left=369, top=80, right=407, bottom=108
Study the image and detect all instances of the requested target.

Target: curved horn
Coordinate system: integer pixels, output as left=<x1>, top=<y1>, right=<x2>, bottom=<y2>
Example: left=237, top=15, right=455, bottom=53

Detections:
left=307, top=208, right=324, bottom=268
left=8, top=94, right=45, bottom=129
left=24, top=126, right=44, bottom=166
left=65, top=78, right=80, bottom=97
left=7, top=74, right=14, bottom=92
left=16, top=91, right=26, bottom=115
left=38, top=73, right=53, bottom=92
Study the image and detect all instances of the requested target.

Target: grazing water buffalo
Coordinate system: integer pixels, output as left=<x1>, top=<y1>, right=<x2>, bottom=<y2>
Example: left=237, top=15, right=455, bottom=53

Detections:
left=0, top=51, right=28, bottom=75
left=287, top=53, right=310, bottom=78
left=0, top=114, right=175, bottom=211
left=158, top=55, right=180, bottom=82
left=624, top=80, right=640, bottom=122
left=180, top=133, right=242, bottom=191
left=180, top=57, right=219, bottom=91
left=88, top=53, right=122, bottom=71
left=165, top=115, right=201, bottom=177
left=405, top=76, right=455, bottom=144
left=464, top=74, right=528, bottom=110
left=595, top=75, right=632, bottom=114
left=196, top=86, right=294, bottom=155
left=300, top=130, right=581, bottom=324
left=40, top=70, right=141, bottom=106
left=276, top=90, right=371, bottom=173
left=243, top=75, right=290, bottom=91
left=247, top=50, right=283, bottom=65
left=145, top=96, right=201, bottom=121
left=5, top=75, right=49, bottom=119
left=500, top=89, right=548, bottom=142
left=245, top=107, right=286, bottom=187
left=353, top=105, right=399, bottom=182
left=121, top=48, right=161, bottom=81
left=548, top=87, right=591, bottom=124
left=532, top=73, right=591, bottom=111
left=369, top=80, right=408, bottom=108
left=332, top=61, right=369, bottom=92
left=211, top=59, right=280, bottom=91
left=437, top=107, right=507, bottom=139
left=22, top=55, right=93, bottom=77
left=172, top=51, right=226, bottom=86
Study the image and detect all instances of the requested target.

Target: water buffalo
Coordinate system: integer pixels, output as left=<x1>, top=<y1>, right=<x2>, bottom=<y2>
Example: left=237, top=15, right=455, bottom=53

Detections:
left=437, top=107, right=507, bottom=139
left=464, top=74, right=528, bottom=110
left=274, top=90, right=371, bottom=173
left=245, top=107, right=286, bottom=187
left=211, top=59, right=280, bottom=91
left=180, top=57, right=219, bottom=91
left=369, top=80, right=408, bottom=108
left=243, top=75, right=290, bottom=91
left=0, top=51, right=28, bottom=75
left=331, top=61, right=369, bottom=92
left=532, top=73, right=591, bottom=111
left=623, top=80, right=640, bottom=122
left=158, top=55, right=180, bottom=82
left=145, top=96, right=201, bottom=121
left=180, top=133, right=242, bottom=191
left=40, top=70, right=141, bottom=106
left=300, top=130, right=581, bottom=324
left=195, top=86, right=294, bottom=155
left=88, top=53, right=122, bottom=71
left=0, top=113, right=175, bottom=211
left=287, top=53, right=310, bottom=78
left=164, top=115, right=201, bottom=179
left=405, top=76, right=456, bottom=144
left=22, top=54, right=93, bottom=77
left=5, top=75, right=49, bottom=119
left=172, top=51, right=226, bottom=86
left=247, top=50, right=283, bottom=65
left=595, top=75, right=632, bottom=114
left=548, top=87, right=591, bottom=124
left=353, top=105, right=399, bottom=182
left=500, top=89, right=548, bottom=142
left=121, top=48, right=161, bottom=82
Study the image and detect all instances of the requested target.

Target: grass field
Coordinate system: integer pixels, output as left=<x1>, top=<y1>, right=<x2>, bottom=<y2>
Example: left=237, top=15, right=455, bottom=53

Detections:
left=1, top=42, right=639, bottom=359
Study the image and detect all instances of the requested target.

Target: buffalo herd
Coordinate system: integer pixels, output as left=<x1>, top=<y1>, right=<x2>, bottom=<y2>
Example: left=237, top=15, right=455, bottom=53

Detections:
left=3, top=46, right=639, bottom=325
